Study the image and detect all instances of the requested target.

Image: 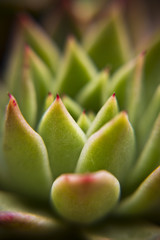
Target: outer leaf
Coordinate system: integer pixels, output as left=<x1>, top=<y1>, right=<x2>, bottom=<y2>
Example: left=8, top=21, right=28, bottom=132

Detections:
left=51, top=171, right=120, bottom=224
left=19, top=14, right=60, bottom=75
left=87, top=93, right=118, bottom=137
left=107, top=58, right=137, bottom=110
left=76, top=70, right=108, bottom=112
left=76, top=112, right=135, bottom=185
left=27, top=46, right=54, bottom=119
left=127, top=114, right=160, bottom=192
left=86, top=221, right=160, bottom=240
left=18, top=47, right=37, bottom=128
left=143, top=34, right=160, bottom=104
left=138, top=85, right=160, bottom=149
left=116, top=166, right=160, bottom=216
left=56, top=37, right=96, bottom=98
left=126, top=52, right=145, bottom=126
left=0, top=191, right=64, bottom=234
left=38, top=96, right=86, bottom=179
left=3, top=95, right=52, bottom=200
left=84, top=7, right=131, bottom=72
left=4, top=27, right=24, bottom=97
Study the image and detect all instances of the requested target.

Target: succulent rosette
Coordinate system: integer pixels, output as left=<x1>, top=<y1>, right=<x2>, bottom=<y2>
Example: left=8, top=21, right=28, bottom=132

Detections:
left=0, top=6, right=160, bottom=240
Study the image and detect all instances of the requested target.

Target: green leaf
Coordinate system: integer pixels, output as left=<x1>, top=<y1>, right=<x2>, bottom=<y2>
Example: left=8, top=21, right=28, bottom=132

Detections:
left=84, top=7, right=131, bottom=72
left=0, top=191, right=64, bottom=234
left=18, top=47, right=37, bottom=128
left=126, top=52, right=145, bottom=127
left=51, top=170, right=120, bottom=224
left=19, top=14, right=60, bottom=75
left=4, top=27, right=24, bottom=96
left=76, top=112, right=135, bottom=185
left=127, top=114, right=160, bottom=192
left=107, top=58, right=137, bottom=110
left=3, top=95, right=52, bottom=200
left=86, top=220, right=160, bottom=240
left=87, top=93, right=118, bottom=137
left=56, top=37, right=96, bottom=98
left=138, top=85, right=160, bottom=150
left=43, top=92, right=54, bottom=112
left=27, top=46, right=54, bottom=119
left=76, top=70, right=109, bottom=112
left=143, top=34, right=160, bottom=104
left=62, top=95, right=83, bottom=120
left=38, top=95, right=86, bottom=179
left=77, top=112, right=91, bottom=133
left=116, top=166, right=160, bottom=217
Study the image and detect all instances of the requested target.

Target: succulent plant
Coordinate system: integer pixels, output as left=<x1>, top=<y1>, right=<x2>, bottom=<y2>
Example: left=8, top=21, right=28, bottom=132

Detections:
left=0, top=5, right=160, bottom=240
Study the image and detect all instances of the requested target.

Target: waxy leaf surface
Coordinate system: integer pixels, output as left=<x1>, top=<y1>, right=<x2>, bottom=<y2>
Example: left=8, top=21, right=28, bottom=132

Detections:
left=3, top=95, right=52, bottom=200
left=51, top=171, right=120, bottom=224
left=76, top=112, right=135, bottom=185
left=38, top=96, right=86, bottom=179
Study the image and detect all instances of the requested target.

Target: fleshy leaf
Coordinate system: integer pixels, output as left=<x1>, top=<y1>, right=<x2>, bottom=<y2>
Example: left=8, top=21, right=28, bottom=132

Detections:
left=86, top=220, right=160, bottom=240
left=51, top=170, right=120, bottom=224
left=107, top=58, right=137, bottom=110
left=38, top=95, right=86, bottom=179
left=27, top=46, right=54, bottom=118
left=116, top=166, right=160, bottom=216
left=127, top=114, right=160, bottom=192
left=87, top=93, right=118, bottom=137
left=143, top=34, right=160, bottom=104
left=4, top=27, right=24, bottom=96
left=19, top=14, right=60, bottom=75
left=44, top=92, right=54, bottom=112
left=76, top=70, right=109, bottom=112
left=18, top=47, right=37, bottom=128
left=138, top=85, right=160, bottom=149
left=62, top=95, right=83, bottom=120
left=87, top=112, right=96, bottom=122
left=126, top=52, right=145, bottom=126
left=84, top=7, right=131, bottom=72
left=3, top=95, right=52, bottom=200
left=0, top=191, right=64, bottom=234
left=56, top=37, right=96, bottom=98
left=77, top=111, right=91, bottom=133
left=76, top=112, right=135, bottom=185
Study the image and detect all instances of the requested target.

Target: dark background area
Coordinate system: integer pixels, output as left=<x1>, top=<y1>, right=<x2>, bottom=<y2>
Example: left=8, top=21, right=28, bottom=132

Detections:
left=0, top=0, right=159, bottom=77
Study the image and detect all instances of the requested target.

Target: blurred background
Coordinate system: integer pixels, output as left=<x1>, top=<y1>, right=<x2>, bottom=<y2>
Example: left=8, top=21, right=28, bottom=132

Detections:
left=0, top=0, right=160, bottom=77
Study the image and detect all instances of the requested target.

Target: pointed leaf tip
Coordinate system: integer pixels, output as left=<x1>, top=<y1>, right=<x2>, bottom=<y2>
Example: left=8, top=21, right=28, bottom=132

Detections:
left=77, top=112, right=135, bottom=185
left=56, top=94, right=60, bottom=100
left=38, top=96, right=86, bottom=179
left=3, top=96, right=52, bottom=200
left=8, top=94, right=17, bottom=107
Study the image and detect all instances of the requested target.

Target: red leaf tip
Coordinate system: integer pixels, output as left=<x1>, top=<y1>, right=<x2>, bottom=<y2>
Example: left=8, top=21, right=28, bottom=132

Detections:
left=12, top=100, right=17, bottom=107
left=8, top=93, right=12, bottom=99
left=56, top=94, right=60, bottom=100
left=8, top=93, right=17, bottom=107
left=141, top=50, right=147, bottom=57
left=112, top=92, right=116, bottom=97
